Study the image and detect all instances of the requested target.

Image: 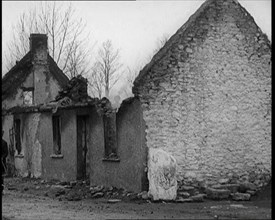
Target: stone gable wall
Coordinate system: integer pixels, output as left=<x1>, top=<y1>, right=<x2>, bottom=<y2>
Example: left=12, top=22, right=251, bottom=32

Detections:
left=2, top=38, right=62, bottom=110
left=2, top=73, right=34, bottom=109
left=134, top=0, right=271, bottom=187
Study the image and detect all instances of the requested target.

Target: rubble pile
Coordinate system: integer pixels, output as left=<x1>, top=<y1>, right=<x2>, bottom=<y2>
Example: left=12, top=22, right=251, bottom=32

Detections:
left=55, top=75, right=89, bottom=102
left=49, top=181, right=144, bottom=202
left=5, top=177, right=268, bottom=204
left=175, top=178, right=262, bottom=202
left=95, top=97, right=115, bottom=116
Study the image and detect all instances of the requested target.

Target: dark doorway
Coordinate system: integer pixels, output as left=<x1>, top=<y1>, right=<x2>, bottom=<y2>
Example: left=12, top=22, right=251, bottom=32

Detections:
left=14, top=119, right=22, bottom=154
left=77, top=115, right=88, bottom=180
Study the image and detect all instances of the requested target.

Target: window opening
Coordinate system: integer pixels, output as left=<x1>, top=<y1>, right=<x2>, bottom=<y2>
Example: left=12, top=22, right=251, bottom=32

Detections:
left=23, top=90, right=34, bottom=105
left=22, top=87, right=34, bottom=105
left=103, top=113, right=118, bottom=160
left=52, top=116, right=61, bottom=155
left=14, top=119, right=22, bottom=154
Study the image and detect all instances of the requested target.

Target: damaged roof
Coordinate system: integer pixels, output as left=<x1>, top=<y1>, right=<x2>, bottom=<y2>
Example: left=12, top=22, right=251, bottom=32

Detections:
left=2, top=52, right=32, bottom=100
left=1, top=96, right=116, bottom=117
left=2, top=53, right=69, bottom=100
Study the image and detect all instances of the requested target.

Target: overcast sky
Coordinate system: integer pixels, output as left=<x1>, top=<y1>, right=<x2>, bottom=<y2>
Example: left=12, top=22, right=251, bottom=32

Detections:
left=1, top=0, right=271, bottom=101
left=2, top=1, right=271, bottom=70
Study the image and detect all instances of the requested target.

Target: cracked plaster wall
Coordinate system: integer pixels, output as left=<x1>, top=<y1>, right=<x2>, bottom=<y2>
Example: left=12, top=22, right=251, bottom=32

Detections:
left=134, top=0, right=271, bottom=187
left=33, top=45, right=61, bottom=104
left=42, top=110, right=77, bottom=181
left=14, top=113, right=42, bottom=178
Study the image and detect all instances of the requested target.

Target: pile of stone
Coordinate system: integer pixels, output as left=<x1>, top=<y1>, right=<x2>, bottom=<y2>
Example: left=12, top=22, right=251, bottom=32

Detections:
left=39, top=176, right=261, bottom=203
left=55, top=75, right=89, bottom=102
left=175, top=178, right=258, bottom=203
left=89, top=185, right=141, bottom=201
left=95, top=97, right=115, bottom=116
left=40, top=179, right=146, bottom=202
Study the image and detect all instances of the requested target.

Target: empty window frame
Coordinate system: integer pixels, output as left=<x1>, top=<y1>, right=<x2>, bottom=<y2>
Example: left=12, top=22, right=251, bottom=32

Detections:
left=14, top=119, right=22, bottom=154
left=103, top=113, right=118, bottom=159
left=52, top=116, right=61, bottom=155
left=22, top=88, right=34, bottom=105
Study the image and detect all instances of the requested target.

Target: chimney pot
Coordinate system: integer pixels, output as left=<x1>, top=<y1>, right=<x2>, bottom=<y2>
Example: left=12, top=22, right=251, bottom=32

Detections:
left=29, top=33, right=48, bottom=52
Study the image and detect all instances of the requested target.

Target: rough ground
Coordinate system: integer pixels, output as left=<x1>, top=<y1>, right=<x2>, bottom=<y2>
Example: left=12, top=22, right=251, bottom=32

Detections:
left=2, top=177, right=271, bottom=220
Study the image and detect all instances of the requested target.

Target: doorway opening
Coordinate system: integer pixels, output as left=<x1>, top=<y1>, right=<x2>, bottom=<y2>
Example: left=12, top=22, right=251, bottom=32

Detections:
left=77, top=115, right=88, bottom=180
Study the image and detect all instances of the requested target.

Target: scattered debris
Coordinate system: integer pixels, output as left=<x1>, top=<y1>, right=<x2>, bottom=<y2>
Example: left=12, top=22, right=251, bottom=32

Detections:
left=239, top=181, right=257, bottom=193
left=180, top=186, right=195, bottom=191
left=230, top=204, right=247, bottom=209
left=218, top=178, right=230, bottom=184
left=246, top=190, right=256, bottom=196
left=3, top=177, right=264, bottom=204
left=55, top=75, right=89, bottom=102
left=189, top=194, right=206, bottom=202
left=178, top=192, right=190, bottom=198
left=214, top=215, right=219, bottom=219
left=205, top=188, right=231, bottom=200
left=137, top=191, right=149, bottom=200
left=231, top=192, right=251, bottom=201
left=107, top=199, right=121, bottom=203
left=211, top=184, right=240, bottom=193
left=65, top=192, right=82, bottom=201
left=176, top=198, right=193, bottom=203
left=92, top=192, right=104, bottom=198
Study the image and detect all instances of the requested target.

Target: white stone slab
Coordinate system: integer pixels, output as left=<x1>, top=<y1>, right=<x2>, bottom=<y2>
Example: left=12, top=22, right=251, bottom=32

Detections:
left=148, top=148, right=177, bottom=200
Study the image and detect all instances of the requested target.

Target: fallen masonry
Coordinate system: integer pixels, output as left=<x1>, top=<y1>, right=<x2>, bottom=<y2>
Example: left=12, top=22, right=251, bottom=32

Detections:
left=4, top=177, right=268, bottom=203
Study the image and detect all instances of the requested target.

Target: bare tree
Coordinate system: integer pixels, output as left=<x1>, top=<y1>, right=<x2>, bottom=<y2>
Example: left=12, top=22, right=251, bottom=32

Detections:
left=116, top=33, right=170, bottom=99
left=3, top=2, right=93, bottom=79
left=88, top=40, right=123, bottom=99
left=88, top=62, right=104, bottom=99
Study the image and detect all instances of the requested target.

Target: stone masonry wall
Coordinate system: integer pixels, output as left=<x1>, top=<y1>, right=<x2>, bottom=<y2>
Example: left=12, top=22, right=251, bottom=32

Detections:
left=134, top=0, right=271, bottom=188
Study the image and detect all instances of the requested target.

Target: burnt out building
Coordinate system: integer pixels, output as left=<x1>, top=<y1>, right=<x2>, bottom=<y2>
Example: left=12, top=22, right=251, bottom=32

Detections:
left=2, top=34, right=69, bottom=178
left=2, top=0, right=271, bottom=195
left=1, top=34, right=147, bottom=192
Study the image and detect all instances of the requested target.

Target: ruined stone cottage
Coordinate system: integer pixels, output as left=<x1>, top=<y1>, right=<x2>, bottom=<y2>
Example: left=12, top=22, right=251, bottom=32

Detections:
left=132, top=0, right=271, bottom=198
left=2, top=34, right=147, bottom=192
left=2, top=34, right=69, bottom=177
left=1, top=0, right=271, bottom=199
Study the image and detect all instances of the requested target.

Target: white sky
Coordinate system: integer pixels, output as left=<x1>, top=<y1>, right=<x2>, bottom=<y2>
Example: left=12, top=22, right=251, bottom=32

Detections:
left=2, top=0, right=271, bottom=71
left=1, top=0, right=271, bottom=102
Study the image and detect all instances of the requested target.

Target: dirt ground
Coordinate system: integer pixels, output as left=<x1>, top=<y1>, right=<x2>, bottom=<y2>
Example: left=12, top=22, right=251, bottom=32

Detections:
left=2, top=177, right=271, bottom=220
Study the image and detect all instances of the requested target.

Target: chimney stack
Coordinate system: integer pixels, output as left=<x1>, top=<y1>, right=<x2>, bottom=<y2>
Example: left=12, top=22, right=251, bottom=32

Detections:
left=29, top=33, right=48, bottom=52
